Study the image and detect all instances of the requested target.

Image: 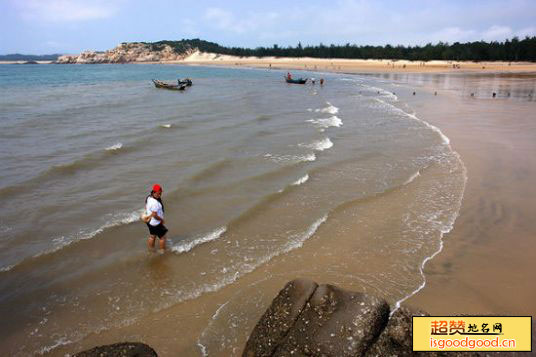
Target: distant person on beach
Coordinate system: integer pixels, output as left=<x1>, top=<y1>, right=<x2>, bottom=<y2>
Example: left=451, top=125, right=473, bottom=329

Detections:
left=145, top=184, right=168, bottom=252
left=287, top=72, right=292, bottom=80
left=320, top=78, right=324, bottom=85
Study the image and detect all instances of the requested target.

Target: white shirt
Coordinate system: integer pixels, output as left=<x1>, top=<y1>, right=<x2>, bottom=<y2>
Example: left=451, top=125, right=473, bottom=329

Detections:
left=146, top=196, right=164, bottom=226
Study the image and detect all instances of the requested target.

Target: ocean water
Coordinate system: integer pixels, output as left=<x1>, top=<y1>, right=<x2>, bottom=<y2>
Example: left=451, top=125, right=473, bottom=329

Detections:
left=0, top=64, right=466, bottom=355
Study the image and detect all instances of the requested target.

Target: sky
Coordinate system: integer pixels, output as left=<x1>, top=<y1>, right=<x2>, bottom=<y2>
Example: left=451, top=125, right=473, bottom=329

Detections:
left=1, top=0, right=536, bottom=54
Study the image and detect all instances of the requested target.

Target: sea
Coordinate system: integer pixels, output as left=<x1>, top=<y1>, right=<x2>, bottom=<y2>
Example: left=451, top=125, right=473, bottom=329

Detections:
left=0, top=64, right=466, bottom=355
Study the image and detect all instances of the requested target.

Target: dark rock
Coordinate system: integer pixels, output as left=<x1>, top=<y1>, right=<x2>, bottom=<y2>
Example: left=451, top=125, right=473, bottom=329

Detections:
left=365, top=306, right=483, bottom=356
left=365, top=305, right=425, bottom=356
left=272, top=284, right=390, bottom=357
left=73, top=342, right=157, bottom=357
left=243, top=278, right=318, bottom=357
left=244, top=281, right=488, bottom=357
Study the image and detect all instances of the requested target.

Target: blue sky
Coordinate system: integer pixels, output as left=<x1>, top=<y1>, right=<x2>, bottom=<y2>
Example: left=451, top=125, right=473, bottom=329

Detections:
left=2, top=0, right=536, bottom=54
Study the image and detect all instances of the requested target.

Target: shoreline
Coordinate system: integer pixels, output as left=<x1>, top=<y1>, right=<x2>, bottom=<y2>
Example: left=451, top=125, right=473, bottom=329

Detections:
left=3, top=54, right=536, bottom=74
left=178, top=53, right=536, bottom=74
left=396, top=74, right=536, bottom=315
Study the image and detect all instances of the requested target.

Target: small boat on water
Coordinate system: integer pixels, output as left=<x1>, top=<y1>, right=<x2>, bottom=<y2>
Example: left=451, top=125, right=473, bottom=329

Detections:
left=179, top=78, right=193, bottom=86
left=152, top=79, right=186, bottom=90
left=284, top=77, right=307, bottom=84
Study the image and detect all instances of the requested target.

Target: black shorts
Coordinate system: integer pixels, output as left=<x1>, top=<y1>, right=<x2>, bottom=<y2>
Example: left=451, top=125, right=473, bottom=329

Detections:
left=146, top=223, right=168, bottom=238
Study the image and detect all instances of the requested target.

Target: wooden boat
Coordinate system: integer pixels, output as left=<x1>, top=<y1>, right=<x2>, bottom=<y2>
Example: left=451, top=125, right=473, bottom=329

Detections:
left=152, top=79, right=186, bottom=90
left=284, top=77, right=307, bottom=84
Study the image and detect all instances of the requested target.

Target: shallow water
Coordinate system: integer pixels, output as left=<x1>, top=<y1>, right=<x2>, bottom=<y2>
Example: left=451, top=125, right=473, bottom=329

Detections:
left=0, top=64, right=466, bottom=355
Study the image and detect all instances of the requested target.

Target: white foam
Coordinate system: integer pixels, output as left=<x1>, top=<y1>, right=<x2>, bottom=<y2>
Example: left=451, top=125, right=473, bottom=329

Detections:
left=403, top=171, right=421, bottom=185
left=160, top=124, right=172, bottom=128
left=373, top=98, right=450, bottom=146
left=366, top=85, right=398, bottom=101
left=292, top=174, right=309, bottom=186
left=33, top=211, right=140, bottom=259
left=314, top=102, right=339, bottom=114
left=306, top=116, right=343, bottom=129
left=407, top=113, right=450, bottom=145
left=313, top=138, right=333, bottom=151
left=391, top=158, right=467, bottom=316
left=0, top=224, right=12, bottom=234
left=38, top=337, right=73, bottom=355
left=105, top=143, right=123, bottom=151
left=171, top=227, right=227, bottom=254
left=264, top=153, right=316, bottom=164
left=0, top=264, right=14, bottom=272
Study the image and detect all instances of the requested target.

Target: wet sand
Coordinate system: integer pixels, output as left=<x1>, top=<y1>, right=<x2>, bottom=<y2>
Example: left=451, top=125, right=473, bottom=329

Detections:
left=46, top=72, right=536, bottom=356
left=402, top=74, right=536, bottom=315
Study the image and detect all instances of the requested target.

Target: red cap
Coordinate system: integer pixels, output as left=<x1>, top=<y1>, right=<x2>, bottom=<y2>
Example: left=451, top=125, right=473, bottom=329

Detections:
left=152, top=184, right=162, bottom=192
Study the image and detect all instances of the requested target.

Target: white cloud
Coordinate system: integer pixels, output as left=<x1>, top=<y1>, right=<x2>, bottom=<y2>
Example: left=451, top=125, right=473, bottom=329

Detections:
left=428, top=27, right=477, bottom=44
left=204, top=7, right=279, bottom=34
left=13, top=0, right=121, bottom=22
left=481, top=25, right=513, bottom=41
left=516, top=27, right=536, bottom=38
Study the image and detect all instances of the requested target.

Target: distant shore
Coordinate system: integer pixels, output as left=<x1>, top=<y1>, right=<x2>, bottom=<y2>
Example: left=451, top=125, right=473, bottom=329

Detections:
left=176, top=51, right=536, bottom=74
left=3, top=52, right=536, bottom=73
left=0, top=60, right=53, bottom=64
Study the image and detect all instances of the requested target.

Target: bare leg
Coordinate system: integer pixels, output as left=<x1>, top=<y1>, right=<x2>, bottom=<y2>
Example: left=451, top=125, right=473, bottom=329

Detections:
left=158, top=235, right=167, bottom=252
left=147, top=235, right=156, bottom=250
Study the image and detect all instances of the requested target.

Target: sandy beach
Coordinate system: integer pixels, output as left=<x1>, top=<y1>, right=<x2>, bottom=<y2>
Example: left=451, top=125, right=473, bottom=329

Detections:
left=401, top=74, right=536, bottom=315
left=175, top=50, right=536, bottom=73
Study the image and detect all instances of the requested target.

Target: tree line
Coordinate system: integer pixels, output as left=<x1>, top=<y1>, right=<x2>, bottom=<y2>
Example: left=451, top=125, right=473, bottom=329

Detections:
left=153, top=37, right=536, bottom=62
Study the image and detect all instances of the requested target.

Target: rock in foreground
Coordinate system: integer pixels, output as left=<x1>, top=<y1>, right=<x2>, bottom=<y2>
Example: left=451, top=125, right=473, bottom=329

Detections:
left=243, top=279, right=482, bottom=357
left=74, top=342, right=157, bottom=357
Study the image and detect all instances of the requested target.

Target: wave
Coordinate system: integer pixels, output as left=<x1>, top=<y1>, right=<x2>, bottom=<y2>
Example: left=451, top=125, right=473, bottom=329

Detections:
left=264, top=153, right=316, bottom=164
left=1, top=210, right=141, bottom=273
left=403, top=170, right=421, bottom=185
left=105, top=143, right=123, bottom=151
left=366, top=85, right=398, bottom=101
left=188, top=159, right=233, bottom=183
left=29, top=176, right=329, bottom=355
left=179, top=215, right=328, bottom=303
left=159, top=124, right=172, bottom=128
left=315, top=102, right=339, bottom=114
left=0, top=264, right=15, bottom=272
left=292, top=174, right=309, bottom=186
left=171, top=227, right=227, bottom=254
left=41, top=211, right=140, bottom=257
left=361, top=85, right=467, bottom=314
left=255, top=114, right=272, bottom=122
left=373, top=97, right=450, bottom=145
left=306, top=116, right=343, bottom=130
left=39, top=337, right=73, bottom=355
left=194, top=215, right=328, bottom=357
left=300, top=138, right=333, bottom=151
left=0, top=143, right=135, bottom=200
left=392, top=156, right=467, bottom=315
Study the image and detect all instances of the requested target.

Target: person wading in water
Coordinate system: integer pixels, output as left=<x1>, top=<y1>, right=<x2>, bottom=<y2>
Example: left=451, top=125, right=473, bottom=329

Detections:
left=145, top=184, right=168, bottom=252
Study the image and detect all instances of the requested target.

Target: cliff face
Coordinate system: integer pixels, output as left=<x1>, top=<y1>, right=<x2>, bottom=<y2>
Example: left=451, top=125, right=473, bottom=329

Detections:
left=56, top=42, right=196, bottom=64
